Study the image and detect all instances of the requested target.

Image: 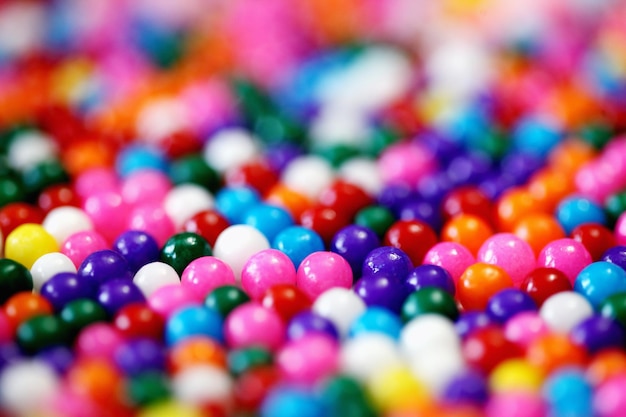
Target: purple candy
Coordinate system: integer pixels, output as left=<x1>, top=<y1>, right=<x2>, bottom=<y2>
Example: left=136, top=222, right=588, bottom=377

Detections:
left=287, top=311, right=339, bottom=341
left=264, top=143, right=303, bottom=173
left=442, top=369, right=489, bottom=405
left=378, top=184, right=418, bottom=215
left=362, top=246, right=413, bottom=281
left=455, top=311, right=494, bottom=339
left=405, top=264, right=455, bottom=296
left=78, top=249, right=133, bottom=285
left=0, top=343, right=21, bottom=371
left=353, top=274, right=410, bottom=315
left=570, top=315, right=626, bottom=354
left=416, top=171, right=454, bottom=206
left=331, top=225, right=380, bottom=279
left=98, top=279, right=146, bottom=316
left=36, top=346, right=74, bottom=375
left=486, top=288, right=537, bottom=324
left=602, top=246, right=626, bottom=272
left=41, top=272, right=96, bottom=312
left=113, top=230, right=160, bottom=274
left=447, top=152, right=493, bottom=186
left=399, top=199, right=442, bottom=231
left=114, top=338, right=165, bottom=376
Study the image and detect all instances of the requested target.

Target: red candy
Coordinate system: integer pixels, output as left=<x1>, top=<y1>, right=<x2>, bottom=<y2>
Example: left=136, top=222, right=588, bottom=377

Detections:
left=113, top=303, right=165, bottom=341
left=38, top=184, right=81, bottom=213
left=570, top=223, right=616, bottom=261
left=383, top=219, right=438, bottom=266
left=462, top=326, right=523, bottom=373
left=300, top=206, right=349, bottom=245
left=318, top=180, right=373, bottom=220
left=0, top=203, right=45, bottom=238
left=520, top=267, right=572, bottom=307
left=261, top=284, right=312, bottom=323
left=182, top=209, right=231, bottom=246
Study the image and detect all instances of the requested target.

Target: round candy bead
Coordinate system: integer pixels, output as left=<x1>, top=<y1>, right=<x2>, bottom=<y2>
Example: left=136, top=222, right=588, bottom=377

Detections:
left=165, top=305, right=224, bottom=346
left=354, top=205, right=396, bottom=239
left=462, top=326, right=523, bottom=373
left=74, top=323, right=125, bottom=362
left=594, top=375, right=626, bottom=417
left=121, top=169, right=172, bottom=206
left=353, top=274, right=411, bottom=315
left=163, top=184, right=215, bottom=229
left=36, top=346, right=74, bottom=375
left=409, top=343, right=466, bottom=395
left=320, top=374, right=376, bottom=417
left=485, top=392, right=547, bottom=417
left=113, top=303, right=164, bottom=341
left=489, top=358, right=543, bottom=394
left=540, top=291, right=595, bottom=333
left=114, top=338, right=165, bottom=376
left=442, top=369, right=489, bottom=406
left=205, top=285, right=251, bottom=318
left=169, top=336, right=227, bottom=375
left=203, top=128, right=259, bottom=174
left=5, top=224, right=59, bottom=270
left=234, top=365, right=281, bottom=414
left=312, top=287, right=366, bottom=338
left=0, top=259, right=33, bottom=305
left=0, top=203, right=44, bottom=238
left=127, top=203, right=176, bottom=247
left=486, top=288, right=537, bottom=324
left=149, top=284, right=201, bottom=318
left=571, top=223, right=616, bottom=262
left=383, top=219, right=438, bottom=266
left=243, top=203, right=294, bottom=242
left=296, top=251, right=352, bottom=300
left=16, top=315, right=71, bottom=354
left=602, top=246, right=626, bottom=271
left=261, top=385, right=327, bottom=417
left=83, top=191, right=129, bottom=243
left=616, top=212, right=626, bottom=246
left=555, top=196, right=607, bottom=235
left=61, top=230, right=109, bottom=269
left=282, top=155, right=335, bottom=201
left=513, top=213, right=566, bottom=257
left=241, top=249, right=297, bottom=300
left=287, top=310, right=339, bottom=341
left=504, top=312, right=549, bottom=348
left=378, top=142, right=437, bottom=186
left=228, top=346, right=271, bottom=376
left=171, top=364, right=233, bottom=407
left=401, top=287, right=459, bottom=322
left=277, top=333, right=339, bottom=386
left=543, top=369, right=593, bottom=417
left=318, top=180, right=373, bottom=220
left=4, top=292, right=53, bottom=332
left=0, top=359, right=60, bottom=416
left=59, top=298, right=107, bottom=333
left=441, top=214, right=494, bottom=256
left=405, top=264, right=455, bottom=295
left=587, top=349, right=626, bottom=386
left=495, top=187, right=548, bottom=233
left=224, top=302, right=285, bottom=352
left=339, top=333, right=402, bottom=382
left=330, top=225, right=380, bottom=278
left=525, top=334, right=587, bottom=375
left=116, top=145, right=169, bottom=177
left=133, top=262, right=181, bottom=298
left=160, top=232, right=212, bottom=277
left=213, top=225, right=270, bottom=282
left=570, top=315, right=625, bottom=354
left=272, top=226, right=325, bottom=269
left=127, top=372, right=171, bottom=407
left=261, top=284, right=311, bottom=323
left=348, top=307, right=401, bottom=340
left=215, top=186, right=261, bottom=225
left=574, top=261, right=626, bottom=309
left=455, top=311, right=495, bottom=340
left=113, top=230, right=160, bottom=274
left=441, top=186, right=493, bottom=224
left=401, top=314, right=460, bottom=358
left=182, top=209, right=230, bottom=247
left=265, top=184, right=312, bottom=220
left=537, top=238, right=593, bottom=285
left=361, top=246, right=412, bottom=281
left=30, top=252, right=77, bottom=293
left=78, top=249, right=133, bottom=286
left=170, top=154, right=220, bottom=191
left=366, top=365, right=430, bottom=413
left=40, top=272, right=96, bottom=312
left=423, top=241, right=475, bottom=284
left=521, top=267, right=572, bottom=307
left=135, top=400, right=203, bottom=417
left=98, top=279, right=146, bottom=316
left=300, top=206, right=350, bottom=245
left=601, top=293, right=626, bottom=328
left=477, top=233, right=536, bottom=287
left=181, top=256, right=236, bottom=300
left=458, top=263, right=514, bottom=312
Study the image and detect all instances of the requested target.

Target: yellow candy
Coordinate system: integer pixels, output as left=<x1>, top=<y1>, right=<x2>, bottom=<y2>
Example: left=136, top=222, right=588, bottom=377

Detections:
left=136, top=400, right=205, bottom=417
left=5, top=224, right=59, bottom=270
left=366, top=366, right=431, bottom=413
left=489, top=359, right=544, bottom=393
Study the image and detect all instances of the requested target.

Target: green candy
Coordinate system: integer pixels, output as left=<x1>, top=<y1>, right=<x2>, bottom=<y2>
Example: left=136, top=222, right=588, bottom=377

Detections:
left=401, top=287, right=459, bottom=322
left=605, top=191, right=626, bottom=224
left=0, top=259, right=33, bottom=304
left=578, top=121, right=613, bottom=150
left=228, top=346, right=273, bottom=375
left=127, top=372, right=171, bottom=406
left=0, top=177, right=25, bottom=208
left=160, top=232, right=212, bottom=276
left=60, top=298, right=108, bottom=333
left=169, top=154, right=220, bottom=193
left=600, top=292, right=626, bottom=328
left=205, top=285, right=250, bottom=318
left=354, top=205, right=396, bottom=239
left=21, top=160, right=69, bottom=200
left=17, top=315, right=71, bottom=354
left=320, top=375, right=376, bottom=417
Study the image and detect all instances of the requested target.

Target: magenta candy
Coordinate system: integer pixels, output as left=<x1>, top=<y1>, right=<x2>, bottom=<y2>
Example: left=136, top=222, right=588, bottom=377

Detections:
left=616, top=212, right=626, bottom=246
left=537, top=238, right=593, bottom=285
left=148, top=284, right=201, bottom=318
left=181, top=256, right=237, bottom=300
left=74, top=168, right=120, bottom=200
left=276, top=333, right=339, bottom=386
left=121, top=169, right=172, bottom=206
left=128, top=202, right=176, bottom=247
left=0, top=311, right=12, bottom=344
left=241, top=249, right=297, bottom=299
left=84, top=191, right=130, bottom=244
left=486, top=392, right=547, bottom=417
left=378, top=142, right=437, bottom=186
left=296, top=251, right=353, bottom=300
left=504, top=311, right=549, bottom=348
left=74, top=323, right=125, bottom=362
left=478, top=233, right=536, bottom=287
left=594, top=375, right=626, bottom=417
left=61, top=230, right=109, bottom=269
left=423, top=242, right=475, bottom=284
left=224, top=302, right=285, bottom=352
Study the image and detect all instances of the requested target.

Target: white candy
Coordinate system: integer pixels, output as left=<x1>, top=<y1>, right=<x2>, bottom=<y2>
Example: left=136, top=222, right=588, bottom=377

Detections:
left=339, top=157, right=383, bottom=197
left=409, top=346, right=465, bottom=395
left=313, top=287, right=366, bottom=337
left=0, top=2, right=46, bottom=56
left=540, top=291, right=594, bottom=334
left=172, top=365, right=233, bottom=406
left=42, top=206, right=94, bottom=246
left=164, top=184, right=214, bottom=228
left=309, top=105, right=371, bottom=147
left=340, top=334, right=403, bottom=382
left=213, top=225, right=270, bottom=282
left=0, top=359, right=59, bottom=416
left=30, top=252, right=77, bottom=292
left=281, top=155, right=335, bottom=200
left=203, top=128, right=260, bottom=173
left=133, top=262, right=181, bottom=297
left=400, top=314, right=461, bottom=360
left=136, top=98, right=188, bottom=143
left=8, top=131, right=57, bottom=171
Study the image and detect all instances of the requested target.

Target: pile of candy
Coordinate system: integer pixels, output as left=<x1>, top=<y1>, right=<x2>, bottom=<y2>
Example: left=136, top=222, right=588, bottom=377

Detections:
left=2, top=0, right=626, bottom=416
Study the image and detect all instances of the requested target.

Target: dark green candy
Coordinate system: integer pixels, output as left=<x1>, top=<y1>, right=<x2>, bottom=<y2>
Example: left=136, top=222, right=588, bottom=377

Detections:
left=160, top=232, right=212, bottom=276
left=0, top=177, right=25, bottom=208
left=314, top=144, right=361, bottom=168
left=21, top=160, right=69, bottom=200
left=228, top=346, right=273, bottom=375
left=354, top=205, right=396, bottom=239
left=320, top=375, right=376, bottom=417
left=600, top=292, right=626, bottom=328
left=17, top=315, right=71, bottom=354
left=60, top=298, right=108, bottom=333
left=0, top=259, right=33, bottom=304
left=205, top=285, right=250, bottom=318
left=169, top=154, right=220, bottom=193
left=606, top=191, right=626, bottom=224
left=578, top=121, right=613, bottom=150
left=127, top=372, right=171, bottom=406
left=401, top=287, right=459, bottom=322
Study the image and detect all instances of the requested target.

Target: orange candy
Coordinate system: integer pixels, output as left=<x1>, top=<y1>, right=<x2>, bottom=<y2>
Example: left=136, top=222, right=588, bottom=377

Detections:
left=62, top=140, right=116, bottom=177
left=266, top=184, right=313, bottom=220
left=3, top=292, right=54, bottom=332
left=513, top=213, right=566, bottom=257
left=586, top=349, right=626, bottom=385
left=168, top=336, right=228, bottom=374
left=495, top=187, right=547, bottom=232
left=66, top=358, right=126, bottom=405
left=548, top=139, right=596, bottom=176
left=457, top=263, right=514, bottom=312
left=527, top=169, right=575, bottom=213
left=526, top=334, right=587, bottom=375
left=441, top=214, right=494, bottom=256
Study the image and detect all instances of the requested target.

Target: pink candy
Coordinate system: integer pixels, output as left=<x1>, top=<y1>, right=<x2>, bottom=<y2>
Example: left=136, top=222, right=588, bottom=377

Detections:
left=224, top=302, right=285, bottom=352
left=62, top=230, right=108, bottom=268
left=504, top=311, right=549, bottom=348
left=148, top=284, right=200, bottom=318
left=378, top=142, right=438, bottom=186
left=181, top=256, right=237, bottom=299
left=128, top=203, right=176, bottom=247
left=537, top=238, right=593, bottom=285
left=121, top=169, right=172, bottom=206
left=478, top=233, right=536, bottom=287
left=277, top=334, right=339, bottom=386
left=296, top=251, right=353, bottom=300
left=423, top=242, right=475, bottom=284
left=74, top=323, right=124, bottom=362
left=486, top=392, right=547, bottom=417
left=83, top=191, right=129, bottom=243
left=241, top=249, right=297, bottom=299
